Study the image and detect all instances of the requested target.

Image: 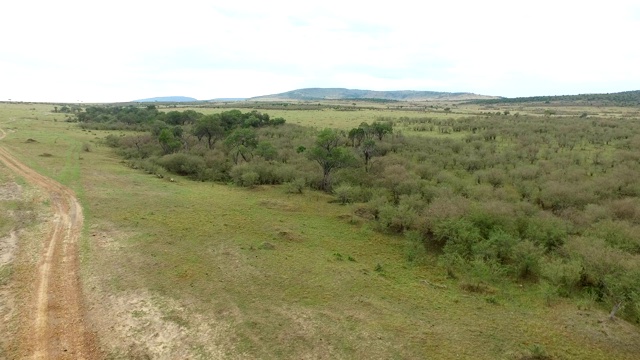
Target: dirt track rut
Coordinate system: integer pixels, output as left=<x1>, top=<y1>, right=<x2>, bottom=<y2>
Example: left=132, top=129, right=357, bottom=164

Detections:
left=0, top=128, right=99, bottom=359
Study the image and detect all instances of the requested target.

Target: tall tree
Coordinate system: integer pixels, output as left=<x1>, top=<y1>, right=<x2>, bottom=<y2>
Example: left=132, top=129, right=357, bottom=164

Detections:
left=193, top=114, right=224, bottom=149
left=224, top=128, right=258, bottom=164
left=361, top=139, right=377, bottom=172
left=371, top=121, right=393, bottom=140
left=158, top=128, right=181, bottom=154
left=308, top=129, right=355, bottom=191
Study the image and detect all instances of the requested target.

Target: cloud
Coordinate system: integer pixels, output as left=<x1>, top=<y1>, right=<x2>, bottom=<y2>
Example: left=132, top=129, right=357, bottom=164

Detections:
left=1, top=0, right=638, bottom=101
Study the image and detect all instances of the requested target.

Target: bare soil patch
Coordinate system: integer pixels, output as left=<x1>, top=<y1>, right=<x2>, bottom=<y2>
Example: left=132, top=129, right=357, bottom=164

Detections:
left=0, top=140, right=100, bottom=359
left=0, top=181, right=22, bottom=200
left=0, top=231, right=18, bottom=267
left=87, top=289, right=233, bottom=359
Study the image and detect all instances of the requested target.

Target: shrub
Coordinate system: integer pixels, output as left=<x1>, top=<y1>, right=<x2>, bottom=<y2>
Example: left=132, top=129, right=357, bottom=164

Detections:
left=248, top=160, right=280, bottom=184
left=587, top=220, right=640, bottom=254
left=538, top=181, right=597, bottom=212
left=255, top=141, right=278, bottom=160
left=540, top=258, right=582, bottom=297
left=511, top=240, right=543, bottom=280
left=472, top=230, right=518, bottom=265
left=230, top=164, right=250, bottom=185
left=567, top=236, right=640, bottom=322
left=398, top=193, right=426, bottom=213
left=433, top=218, right=482, bottom=259
left=608, top=198, right=640, bottom=223
left=523, top=213, right=568, bottom=252
left=404, top=230, right=428, bottom=264
left=284, top=178, right=305, bottom=194
left=202, top=149, right=231, bottom=181
left=377, top=202, right=417, bottom=233
left=274, top=164, right=302, bottom=183
left=157, top=153, right=207, bottom=178
left=334, top=184, right=356, bottom=204
left=467, top=202, right=518, bottom=239
left=240, top=171, right=260, bottom=188
left=102, top=134, right=121, bottom=148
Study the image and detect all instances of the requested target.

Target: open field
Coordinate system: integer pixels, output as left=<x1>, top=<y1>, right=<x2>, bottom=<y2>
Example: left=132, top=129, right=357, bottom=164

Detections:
left=1, top=102, right=640, bottom=358
left=161, top=100, right=640, bottom=136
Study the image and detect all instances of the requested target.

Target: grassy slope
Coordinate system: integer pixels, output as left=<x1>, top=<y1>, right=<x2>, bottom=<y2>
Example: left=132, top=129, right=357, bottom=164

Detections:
left=1, top=103, right=640, bottom=358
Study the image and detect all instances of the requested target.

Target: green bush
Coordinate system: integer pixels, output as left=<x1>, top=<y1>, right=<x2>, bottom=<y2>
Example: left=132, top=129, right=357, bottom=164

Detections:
left=511, top=240, right=543, bottom=280
left=433, top=218, right=482, bottom=259
left=377, top=202, right=417, bottom=233
left=284, top=178, right=305, bottom=194
left=564, top=236, right=640, bottom=322
left=334, top=184, right=356, bottom=204
left=229, top=164, right=250, bottom=185
left=156, top=153, right=207, bottom=178
left=587, top=220, right=640, bottom=254
left=102, top=134, right=121, bottom=148
left=523, top=214, right=568, bottom=251
left=404, top=230, right=428, bottom=264
left=472, top=230, right=518, bottom=264
left=240, top=171, right=260, bottom=188
left=540, top=257, right=582, bottom=297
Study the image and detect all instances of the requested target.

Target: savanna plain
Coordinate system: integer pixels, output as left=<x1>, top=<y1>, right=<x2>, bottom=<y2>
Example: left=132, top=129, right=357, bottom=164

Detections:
left=1, top=99, right=640, bottom=359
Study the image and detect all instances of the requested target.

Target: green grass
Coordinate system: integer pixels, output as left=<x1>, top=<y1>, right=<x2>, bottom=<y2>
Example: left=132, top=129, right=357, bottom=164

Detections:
left=2, top=102, right=640, bottom=359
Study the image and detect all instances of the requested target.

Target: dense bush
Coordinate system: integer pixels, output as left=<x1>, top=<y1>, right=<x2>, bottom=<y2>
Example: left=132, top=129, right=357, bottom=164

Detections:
left=156, top=153, right=206, bottom=179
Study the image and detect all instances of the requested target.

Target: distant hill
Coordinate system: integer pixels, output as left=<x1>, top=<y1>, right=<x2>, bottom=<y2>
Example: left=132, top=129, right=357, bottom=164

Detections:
left=250, top=88, right=498, bottom=101
left=471, top=90, right=640, bottom=106
left=133, top=96, right=198, bottom=103
left=205, top=98, right=247, bottom=102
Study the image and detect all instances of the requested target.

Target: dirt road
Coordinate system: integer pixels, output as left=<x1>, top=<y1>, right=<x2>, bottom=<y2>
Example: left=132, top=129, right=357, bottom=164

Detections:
left=0, top=128, right=99, bottom=359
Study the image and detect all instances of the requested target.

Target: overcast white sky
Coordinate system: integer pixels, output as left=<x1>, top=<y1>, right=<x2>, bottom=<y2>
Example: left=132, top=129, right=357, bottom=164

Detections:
left=1, top=0, right=639, bottom=103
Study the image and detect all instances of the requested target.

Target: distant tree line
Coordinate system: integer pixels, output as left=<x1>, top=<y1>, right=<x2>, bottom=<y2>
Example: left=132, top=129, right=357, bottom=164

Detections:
left=471, top=90, right=640, bottom=106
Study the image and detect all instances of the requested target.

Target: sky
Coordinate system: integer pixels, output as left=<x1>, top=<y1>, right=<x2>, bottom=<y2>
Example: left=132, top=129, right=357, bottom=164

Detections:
left=1, top=0, right=639, bottom=103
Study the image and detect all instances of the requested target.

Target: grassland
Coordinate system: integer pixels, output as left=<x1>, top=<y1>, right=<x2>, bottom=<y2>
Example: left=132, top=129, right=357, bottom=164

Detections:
left=1, top=102, right=640, bottom=358
left=163, top=100, right=640, bottom=135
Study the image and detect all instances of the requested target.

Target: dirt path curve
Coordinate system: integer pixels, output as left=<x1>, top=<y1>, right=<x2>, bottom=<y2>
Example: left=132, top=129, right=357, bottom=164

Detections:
left=0, top=128, right=99, bottom=359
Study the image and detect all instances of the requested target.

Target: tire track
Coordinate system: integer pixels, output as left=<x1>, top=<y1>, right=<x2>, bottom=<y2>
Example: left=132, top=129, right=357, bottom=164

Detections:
left=0, top=129, right=99, bottom=359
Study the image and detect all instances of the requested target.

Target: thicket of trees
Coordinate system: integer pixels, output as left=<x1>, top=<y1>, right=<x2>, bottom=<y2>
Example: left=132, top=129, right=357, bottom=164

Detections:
left=76, top=106, right=640, bottom=323
left=472, top=90, right=640, bottom=106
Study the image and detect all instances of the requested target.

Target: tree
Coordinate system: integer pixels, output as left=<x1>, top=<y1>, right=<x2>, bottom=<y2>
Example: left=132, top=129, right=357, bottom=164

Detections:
left=219, top=110, right=244, bottom=130
left=255, top=141, right=278, bottom=161
left=181, top=110, right=201, bottom=125
left=371, top=121, right=393, bottom=140
left=164, top=111, right=184, bottom=126
left=361, top=139, right=377, bottom=172
left=308, top=129, right=356, bottom=191
left=193, top=114, right=224, bottom=149
left=348, top=127, right=366, bottom=147
left=158, top=128, right=181, bottom=154
left=224, top=128, right=258, bottom=164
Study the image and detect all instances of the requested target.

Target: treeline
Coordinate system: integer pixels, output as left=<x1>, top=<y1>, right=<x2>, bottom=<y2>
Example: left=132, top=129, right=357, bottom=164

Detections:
left=471, top=90, right=640, bottom=106
left=79, top=105, right=640, bottom=323
left=74, top=105, right=285, bottom=130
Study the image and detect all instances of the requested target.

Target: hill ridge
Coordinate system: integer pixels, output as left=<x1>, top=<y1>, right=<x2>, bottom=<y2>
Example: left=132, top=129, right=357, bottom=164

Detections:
left=250, top=88, right=499, bottom=101
left=134, top=96, right=198, bottom=103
